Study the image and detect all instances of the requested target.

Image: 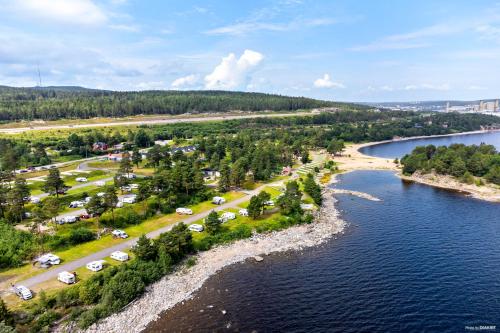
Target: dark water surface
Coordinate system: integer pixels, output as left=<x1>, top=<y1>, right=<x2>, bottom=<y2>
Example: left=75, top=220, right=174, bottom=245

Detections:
left=145, top=132, right=500, bottom=333
left=360, top=131, right=500, bottom=159
left=145, top=170, right=500, bottom=333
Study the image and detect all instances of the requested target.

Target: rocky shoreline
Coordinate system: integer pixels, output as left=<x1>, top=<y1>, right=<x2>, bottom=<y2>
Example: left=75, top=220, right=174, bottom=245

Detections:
left=74, top=187, right=346, bottom=333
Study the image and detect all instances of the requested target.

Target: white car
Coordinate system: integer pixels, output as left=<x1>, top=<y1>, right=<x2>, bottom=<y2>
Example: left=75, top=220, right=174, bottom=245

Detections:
left=176, top=207, right=193, bottom=215
left=37, top=253, right=61, bottom=267
left=212, top=196, right=226, bottom=205
left=130, top=183, right=139, bottom=189
left=110, top=251, right=129, bottom=262
left=188, top=224, right=204, bottom=232
left=239, top=209, right=249, bottom=216
left=121, top=185, right=132, bottom=192
left=112, top=229, right=128, bottom=239
left=123, top=173, right=136, bottom=179
left=30, top=197, right=40, bottom=204
left=13, top=285, right=33, bottom=300
left=75, top=177, right=88, bottom=182
left=264, top=200, right=275, bottom=206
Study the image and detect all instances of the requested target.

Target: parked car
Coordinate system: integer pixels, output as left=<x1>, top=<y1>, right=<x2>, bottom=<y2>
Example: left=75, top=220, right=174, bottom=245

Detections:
left=176, top=207, right=193, bottom=215
left=58, top=271, right=76, bottom=284
left=123, top=173, right=136, bottom=179
left=13, top=285, right=33, bottom=300
left=75, top=177, right=88, bottom=182
left=68, top=201, right=84, bottom=208
left=112, top=229, right=128, bottom=239
left=57, top=215, right=79, bottom=224
left=212, top=196, right=226, bottom=205
left=30, top=197, right=41, bottom=204
left=121, top=185, right=132, bottom=192
left=110, top=251, right=129, bottom=262
left=188, top=224, right=204, bottom=232
left=130, top=183, right=139, bottom=189
left=264, top=200, right=275, bottom=206
left=239, top=209, right=249, bottom=216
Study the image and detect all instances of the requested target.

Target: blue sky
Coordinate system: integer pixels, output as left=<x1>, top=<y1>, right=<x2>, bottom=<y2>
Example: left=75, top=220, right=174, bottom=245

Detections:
left=1, top=0, right=500, bottom=102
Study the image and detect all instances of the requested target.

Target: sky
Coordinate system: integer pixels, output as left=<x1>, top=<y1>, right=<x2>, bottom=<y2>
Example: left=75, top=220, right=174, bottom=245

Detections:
left=1, top=0, right=500, bottom=102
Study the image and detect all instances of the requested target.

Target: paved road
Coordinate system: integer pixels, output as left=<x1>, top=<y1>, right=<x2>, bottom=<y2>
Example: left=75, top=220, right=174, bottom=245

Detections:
left=16, top=184, right=271, bottom=289
left=0, top=112, right=313, bottom=134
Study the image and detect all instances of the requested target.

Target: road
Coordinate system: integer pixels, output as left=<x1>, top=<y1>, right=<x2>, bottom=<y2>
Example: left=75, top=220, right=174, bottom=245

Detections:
left=32, top=177, right=114, bottom=200
left=0, top=112, right=313, bottom=134
left=16, top=183, right=273, bottom=289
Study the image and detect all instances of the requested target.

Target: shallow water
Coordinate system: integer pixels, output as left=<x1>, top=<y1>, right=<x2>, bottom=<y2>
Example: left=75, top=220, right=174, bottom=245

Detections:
left=145, top=170, right=500, bottom=333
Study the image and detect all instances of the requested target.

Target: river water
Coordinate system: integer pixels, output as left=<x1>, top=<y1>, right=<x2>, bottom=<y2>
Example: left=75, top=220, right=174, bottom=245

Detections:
left=145, top=132, right=500, bottom=333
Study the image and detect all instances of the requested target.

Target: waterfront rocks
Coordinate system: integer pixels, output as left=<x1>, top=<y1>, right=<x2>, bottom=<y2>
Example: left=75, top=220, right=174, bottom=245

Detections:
left=80, top=183, right=346, bottom=333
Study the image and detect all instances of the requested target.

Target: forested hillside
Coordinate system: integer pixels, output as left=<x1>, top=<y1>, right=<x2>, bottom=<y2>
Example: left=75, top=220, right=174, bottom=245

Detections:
left=0, top=86, right=358, bottom=121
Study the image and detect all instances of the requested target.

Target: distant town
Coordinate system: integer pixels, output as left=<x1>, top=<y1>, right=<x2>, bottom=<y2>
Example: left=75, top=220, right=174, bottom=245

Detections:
left=368, top=99, right=500, bottom=115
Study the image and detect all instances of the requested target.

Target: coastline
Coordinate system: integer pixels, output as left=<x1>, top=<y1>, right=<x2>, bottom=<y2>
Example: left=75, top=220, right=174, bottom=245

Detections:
left=343, top=130, right=500, bottom=203
left=76, top=186, right=347, bottom=333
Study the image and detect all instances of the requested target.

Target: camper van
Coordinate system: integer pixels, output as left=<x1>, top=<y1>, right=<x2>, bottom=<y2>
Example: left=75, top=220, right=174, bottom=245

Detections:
left=37, top=253, right=61, bottom=268
left=176, top=207, right=193, bottom=215
left=86, top=260, right=105, bottom=272
left=212, top=196, right=226, bottom=205
left=110, top=251, right=129, bottom=262
left=219, top=212, right=236, bottom=223
left=13, top=285, right=33, bottom=300
left=122, top=195, right=137, bottom=204
left=58, top=271, right=76, bottom=284
left=68, top=201, right=84, bottom=208
left=112, top=229, right=128, bottom=239
left=188, top=224, right=204, bottom=232
left=239, top=209, right=249, bottom=216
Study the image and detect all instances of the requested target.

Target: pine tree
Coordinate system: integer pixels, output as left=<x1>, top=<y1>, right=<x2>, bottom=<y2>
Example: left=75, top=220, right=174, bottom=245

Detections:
left=218, top=160, right=231, bottom=193
left=132, top=235, right=157, bottom=261
left=43, top=168, right=66, bottom=197
left=103, top=186, right=118, bottom=223
left=132, top=147, right=142, bottom=167
left=205, top=211, right=221, bottom=234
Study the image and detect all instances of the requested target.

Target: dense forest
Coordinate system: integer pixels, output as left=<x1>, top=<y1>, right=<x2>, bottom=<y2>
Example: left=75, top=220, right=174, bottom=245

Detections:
left=0, top=86, right=362, bottom=121
left=401, top=144, right=500, bottom=185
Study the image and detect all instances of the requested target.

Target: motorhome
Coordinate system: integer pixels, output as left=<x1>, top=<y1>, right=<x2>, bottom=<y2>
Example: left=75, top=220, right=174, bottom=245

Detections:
left=37, top=253, right=61, bottom=268
left=68, top=201, right=84, bottom=208
left=112, top=230, right=128, bottom=239
left=57, top=215, right=78, bottom=224
left=122, top=195, right=137, bottom=204
left=212, top=196, right=226, bottom=205
left=58, top=271, right=76, bottom=284
left=176, top=207, right=193, bottom=215
left=219, top=212, right=236, bottom=222
left=86, top=260, right=105, bottom=272
left=188, top=224, right=204, bottom=232
left=110, top=251, right=129, bottom=262
left=13, top=285, right=33, bottom=300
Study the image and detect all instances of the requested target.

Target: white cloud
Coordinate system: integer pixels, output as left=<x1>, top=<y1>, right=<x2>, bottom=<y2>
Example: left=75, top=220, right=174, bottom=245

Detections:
left=404, top=83, right=450, bottom=91
left=313, top=74, right=345, bottom=88
left=109, top=24, right=140, bottom=32
left=4, top=0, right=107, bottom=26
left=171, top=74, right=199, bottom=88
left=205, top=17, right=336, bottom=36
left=205, top=50, right=264, bottom=90
left=135, top=81, right=165, bottom=90
left=468, top=85, right=487, bottom=90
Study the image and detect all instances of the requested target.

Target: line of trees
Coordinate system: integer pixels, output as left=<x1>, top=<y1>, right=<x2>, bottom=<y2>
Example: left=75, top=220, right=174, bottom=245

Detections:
left=401, top=143, right=500, bottom=185
left=0, top=86, right=340, bottom=121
